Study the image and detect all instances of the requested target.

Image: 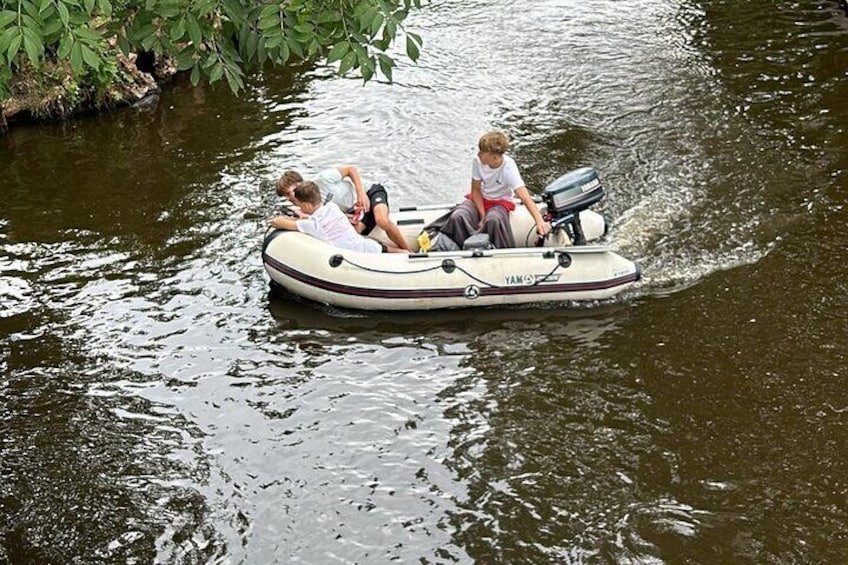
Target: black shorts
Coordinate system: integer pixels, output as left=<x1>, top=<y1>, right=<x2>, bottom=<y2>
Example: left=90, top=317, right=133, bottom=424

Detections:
left=361, top=184, right=389, bottom=235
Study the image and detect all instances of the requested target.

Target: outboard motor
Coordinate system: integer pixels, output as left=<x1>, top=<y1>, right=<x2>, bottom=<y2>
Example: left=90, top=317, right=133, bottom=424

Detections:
left=542, top=167, right=604, bottom=245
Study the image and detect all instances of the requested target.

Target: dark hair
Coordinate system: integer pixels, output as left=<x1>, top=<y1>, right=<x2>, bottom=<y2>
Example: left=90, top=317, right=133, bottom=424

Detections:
left=292, top=181, right=321, bottom=205
left=275, top=170, right=303, bottom=196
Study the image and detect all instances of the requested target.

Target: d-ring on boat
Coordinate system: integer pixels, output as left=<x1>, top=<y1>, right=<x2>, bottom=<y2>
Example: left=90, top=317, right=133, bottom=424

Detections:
left=262, top=168, right=641, bottom=310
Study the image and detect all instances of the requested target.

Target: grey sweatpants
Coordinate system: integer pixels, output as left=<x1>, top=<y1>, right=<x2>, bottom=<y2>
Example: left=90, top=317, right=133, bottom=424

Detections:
left=440, top=200, right=515, bottom=249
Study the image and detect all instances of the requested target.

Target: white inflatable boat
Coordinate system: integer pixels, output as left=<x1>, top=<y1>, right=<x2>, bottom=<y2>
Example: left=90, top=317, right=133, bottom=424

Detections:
left=262, top=168, right=641, bottom=311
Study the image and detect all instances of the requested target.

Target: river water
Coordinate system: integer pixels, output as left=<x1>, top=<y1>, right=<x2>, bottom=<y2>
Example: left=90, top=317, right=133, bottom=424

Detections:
left=2, top=0, right=847, bottom=563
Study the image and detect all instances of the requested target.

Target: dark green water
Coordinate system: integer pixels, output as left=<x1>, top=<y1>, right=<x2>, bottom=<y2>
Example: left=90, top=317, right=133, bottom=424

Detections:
left=2, top=0, right=847, bottom=562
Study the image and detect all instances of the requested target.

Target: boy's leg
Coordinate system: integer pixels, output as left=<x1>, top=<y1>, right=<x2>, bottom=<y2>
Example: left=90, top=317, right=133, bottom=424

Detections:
left=440, top=200, right=480, bottom=247
left=481, top=206, right=515, bottom=248
left=362, top=184, right=411, bottom=251
left=372, top=203, right=411, bottom=251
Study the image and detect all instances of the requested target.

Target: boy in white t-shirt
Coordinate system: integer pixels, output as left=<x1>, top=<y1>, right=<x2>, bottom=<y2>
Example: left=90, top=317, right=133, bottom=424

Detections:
left=270, top=181, right=406, bottom=254
left=438, top=131, right=550, bottom=249
left=275, top=167, right=411, bottom=251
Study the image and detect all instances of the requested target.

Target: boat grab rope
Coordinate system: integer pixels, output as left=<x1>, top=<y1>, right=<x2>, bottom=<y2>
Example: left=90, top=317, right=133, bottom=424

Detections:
left=445, top=259, right=564, bottom=289
left=332, top=254, right=445, bottom=276
left=333, top=252, right=568, bottom=290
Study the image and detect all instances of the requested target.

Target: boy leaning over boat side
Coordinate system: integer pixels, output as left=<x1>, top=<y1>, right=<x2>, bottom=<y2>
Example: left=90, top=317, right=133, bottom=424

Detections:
left=270, top=181, right=406, bottom=254
left=276, top=166, right=411, bottom=251
left=438, top=131, right=550, bottom=249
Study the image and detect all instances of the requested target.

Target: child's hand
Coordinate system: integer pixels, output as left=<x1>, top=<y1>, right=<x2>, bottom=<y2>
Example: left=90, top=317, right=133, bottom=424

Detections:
left=349, top=204, right=365, bottom=224
left=536, top=221, right=551, bottom=237
left=356, top=195, right=371, bottom=212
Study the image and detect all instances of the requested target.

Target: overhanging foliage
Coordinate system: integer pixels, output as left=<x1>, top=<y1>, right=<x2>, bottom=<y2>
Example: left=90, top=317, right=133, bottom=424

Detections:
left=0, top=0, right=423, bottom=98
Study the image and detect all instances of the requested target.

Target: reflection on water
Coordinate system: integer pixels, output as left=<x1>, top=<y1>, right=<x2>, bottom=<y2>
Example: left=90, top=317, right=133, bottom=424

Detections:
left=2, top=0, right=848, bottom=562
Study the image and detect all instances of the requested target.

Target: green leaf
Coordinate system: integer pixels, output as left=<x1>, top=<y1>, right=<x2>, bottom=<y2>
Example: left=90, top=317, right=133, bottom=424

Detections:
left=221, top=0, right=243, bottom=24
left=326, top=40, right=348, bottom=63
left=258, top=15, right=279, bottom=31
left=97, top=0, right=112, bottom=17
left=338, top=50, right=356, bottom=75
left=352, top=2, right=370, bottom=18
left=0, top=10, right=17, bottom=28
left=358, top=7, right=376, bottom=33
left=245, top=30, right=258, bottom=62
left=75, top=27, right=101, bottom=42
left=43, top=18, right=62, bottom=37
left=407, top=32, right=422, bottom=46
left=57, top=2, right=70, bottom=26
left=69, top=13, right=90, bottom=26
left=277, top=39, right=289, bottom=63
left=378, top=53, right=393, bottom=82
left=264, top=33, right=283, bottom=49
left=209, top=61, right=224, bottom=82
left=307, top=38, right=319, bottom=57
left=170, top=18, right=185, bottom=41
left=197, top=0, right=215, bottom=18
left=189, top=63, right=199, bottom=85
left=315, top=10, right=341, bottom=24
left=159, top=6, right=181, bottom=18
left=116, top=33, right=130, bottom=55
left=405, top=34, right=419, bottom=62
left=224, top=67, right=242, bottom=94
left=361, top=59, right=373, bottom=82
left=6, top=30, right=21, bottom=63
left=186, top=13, right=202, bottom=46
left=83, top=0, right=94, bottom=14
left=20, top=14, right=41, bottom=35
left=140, top=31, right=155, bottom=50
left=258, top=4, right=277, bottom=21
left=57, top=33, right=73, bottom=58
left=22, top=27, right=42, bottom=65
left=385, top=18, right=396, bottom=41
left=80, top=43, right=99, bottom=69
left=0, top=28, right=17, bottom=55
left=174, top=53, right=193, bottom=71
left=70, top=41, right=83, bottom=73
left=286, top=36, right=303, bottom=58
left=22, top=1, right=40, bottom=21
left=369, top=12, right=383, bottom=37
left=359, top=50, right=374, bottom=72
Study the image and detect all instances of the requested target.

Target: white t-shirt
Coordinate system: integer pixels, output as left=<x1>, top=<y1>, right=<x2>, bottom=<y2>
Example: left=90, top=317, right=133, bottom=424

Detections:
left=471, top=154, right=525, bottom=200
left=296, top=204, right=382, bottom=254
left=313, top=167, right=357, bottom=211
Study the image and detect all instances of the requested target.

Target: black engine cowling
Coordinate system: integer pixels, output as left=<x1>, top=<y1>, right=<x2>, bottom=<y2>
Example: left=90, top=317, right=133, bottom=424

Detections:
left=542, top=167, right=604, bottom=218
left=541, top=167, right=605, bottom=245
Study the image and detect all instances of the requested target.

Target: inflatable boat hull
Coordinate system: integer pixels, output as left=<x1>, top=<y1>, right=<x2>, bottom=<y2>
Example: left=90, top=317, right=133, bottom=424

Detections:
left=262, top=230, right=639, bottom=311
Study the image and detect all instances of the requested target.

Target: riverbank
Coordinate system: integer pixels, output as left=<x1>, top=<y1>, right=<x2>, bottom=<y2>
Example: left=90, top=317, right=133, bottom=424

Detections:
left=0, top=51, right=175, bottom=132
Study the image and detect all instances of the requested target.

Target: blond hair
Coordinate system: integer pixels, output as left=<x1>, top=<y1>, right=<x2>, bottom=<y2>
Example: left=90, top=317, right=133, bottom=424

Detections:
left=478, top=131, right=509, bottom=155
